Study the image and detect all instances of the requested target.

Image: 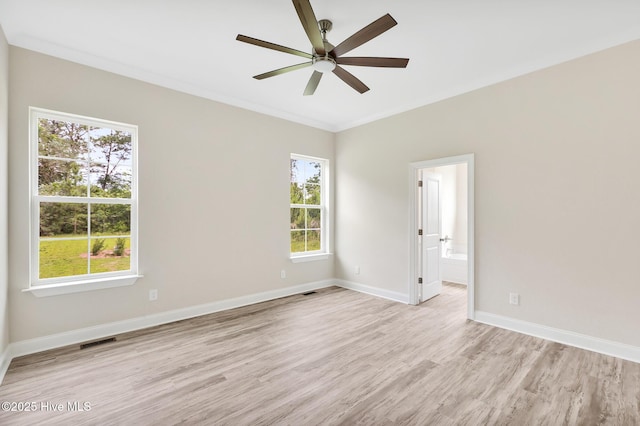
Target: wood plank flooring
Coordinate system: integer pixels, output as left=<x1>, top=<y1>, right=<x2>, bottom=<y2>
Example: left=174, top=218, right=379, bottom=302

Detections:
left=1, top=284, right=639, bottom=425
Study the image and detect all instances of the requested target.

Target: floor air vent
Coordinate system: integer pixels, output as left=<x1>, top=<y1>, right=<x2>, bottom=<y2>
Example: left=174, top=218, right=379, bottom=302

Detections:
left=80, top=337, right=116, bottom=349
left=302, top=291, right=317, bottom=296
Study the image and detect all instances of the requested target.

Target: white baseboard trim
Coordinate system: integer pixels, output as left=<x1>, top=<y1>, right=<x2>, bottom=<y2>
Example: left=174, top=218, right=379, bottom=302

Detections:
left=0, top=345, right=11, bottom=383
left=6, top=279, right=334, bottom=366
left=334, top=279, right=409, bottom=304
left=475, top=311, right=640, bottom=364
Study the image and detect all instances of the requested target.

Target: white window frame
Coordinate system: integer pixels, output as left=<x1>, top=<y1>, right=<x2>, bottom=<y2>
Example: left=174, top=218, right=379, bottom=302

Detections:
left=290, top=153, right=330, bottom=262
left=25, top=107, right=141, bottom=297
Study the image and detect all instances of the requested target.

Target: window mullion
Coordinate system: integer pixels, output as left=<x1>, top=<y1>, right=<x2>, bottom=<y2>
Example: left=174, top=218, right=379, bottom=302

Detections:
left=35, top=195, right=91, bottom=204
left=290, top=203, right=320, bottom=208
left=86, top=132, right=91, bottom=199
left=86, top=208, right=91, bottom=275
left=35, top=195, right=132, bottom=205
left=304, top=207, right=308, bottom=252
left=85, top=131, right=92, bottom=276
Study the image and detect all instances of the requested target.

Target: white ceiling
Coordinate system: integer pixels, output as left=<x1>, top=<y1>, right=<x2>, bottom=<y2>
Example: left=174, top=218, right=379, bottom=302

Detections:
left=1, top=0, right=640, bottom=132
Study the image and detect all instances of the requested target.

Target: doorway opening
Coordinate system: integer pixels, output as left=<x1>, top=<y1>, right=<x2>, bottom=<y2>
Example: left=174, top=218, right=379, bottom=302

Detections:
left=408, top=154, right=475, bottom=319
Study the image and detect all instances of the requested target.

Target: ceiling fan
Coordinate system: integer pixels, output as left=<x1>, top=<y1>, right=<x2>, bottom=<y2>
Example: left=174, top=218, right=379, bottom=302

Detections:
left=236, top=0, right=409, bottom=96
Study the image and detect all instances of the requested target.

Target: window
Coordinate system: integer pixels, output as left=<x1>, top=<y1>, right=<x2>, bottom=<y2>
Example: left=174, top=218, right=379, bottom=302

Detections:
left=29, top=108, right=139, bottom=295
left=290, top=154, right=328, bottom=258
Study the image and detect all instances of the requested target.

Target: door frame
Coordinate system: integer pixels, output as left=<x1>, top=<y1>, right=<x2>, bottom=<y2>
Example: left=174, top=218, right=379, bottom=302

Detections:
left=408, top=154, right=475, bottom=320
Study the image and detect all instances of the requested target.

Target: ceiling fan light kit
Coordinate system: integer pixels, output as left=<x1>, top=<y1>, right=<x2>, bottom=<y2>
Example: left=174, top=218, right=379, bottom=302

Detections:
left=312, top=56, right=336, bottom=73
left=236, top=0, right=409, bottom=96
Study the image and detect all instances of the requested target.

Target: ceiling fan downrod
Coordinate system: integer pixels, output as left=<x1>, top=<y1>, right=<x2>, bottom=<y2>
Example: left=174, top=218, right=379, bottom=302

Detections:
left=313, top=19, right=336, bottom=72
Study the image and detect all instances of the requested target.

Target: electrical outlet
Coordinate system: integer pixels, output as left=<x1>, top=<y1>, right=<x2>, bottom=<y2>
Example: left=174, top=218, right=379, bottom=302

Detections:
left=355, top=265, right=361, bottom=275
left=149, top=289, right=158, bottom=301
left=509, top=292, right=519, bottom=306
left=280, top=270, right=286, bottom=279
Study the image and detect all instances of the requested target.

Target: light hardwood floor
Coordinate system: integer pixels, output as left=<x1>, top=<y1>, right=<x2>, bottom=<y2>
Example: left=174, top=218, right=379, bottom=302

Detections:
left=1, top=284, right=639, bottom=425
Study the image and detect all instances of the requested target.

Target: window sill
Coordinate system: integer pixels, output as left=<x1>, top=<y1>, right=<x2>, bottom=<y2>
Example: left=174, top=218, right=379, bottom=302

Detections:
left=290, top=253, right=332, bottom=263
left=23, top=274, right=143, bottom=297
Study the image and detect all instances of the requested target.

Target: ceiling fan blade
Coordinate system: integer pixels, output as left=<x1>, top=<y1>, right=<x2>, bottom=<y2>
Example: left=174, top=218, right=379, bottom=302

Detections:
left=332, top=66, right=370, bottom=94
left=303, top=71, right=323, bottom=96
left=292, top=0, right=326, bottom=55
left=254, top=62, right=312, bottom=80
left=237, top=34, right=313, bottom=59
left=336, top=57, right=409, bottom=68
left=331, top=14, right=397, bottom=57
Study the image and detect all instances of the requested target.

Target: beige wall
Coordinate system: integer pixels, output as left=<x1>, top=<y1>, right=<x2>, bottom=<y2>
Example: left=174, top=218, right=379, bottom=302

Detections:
left=0, top=25, right=8, bottom=354
left=454, top=164, right=468, bottom=254
left=335, top=40, right=640, bottom=347
left=8, top=47, right=335, bottom=342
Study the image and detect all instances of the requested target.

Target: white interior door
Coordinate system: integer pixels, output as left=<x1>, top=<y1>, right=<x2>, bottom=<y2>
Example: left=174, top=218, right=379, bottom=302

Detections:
left=420, top=172, right=442, bottom=302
